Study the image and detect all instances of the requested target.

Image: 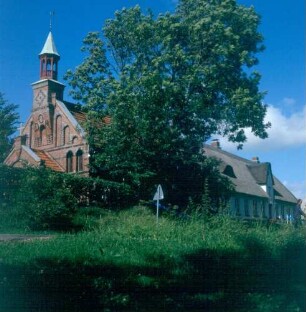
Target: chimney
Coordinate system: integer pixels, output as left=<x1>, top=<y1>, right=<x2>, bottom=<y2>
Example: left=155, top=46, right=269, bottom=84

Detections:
left=251, top=156, right=260, bottom=163
left=211, top=139, right=221, bottom=149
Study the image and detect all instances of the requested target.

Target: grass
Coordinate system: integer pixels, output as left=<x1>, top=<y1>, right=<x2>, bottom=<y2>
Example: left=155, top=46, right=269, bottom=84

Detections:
left=0, top=206, right=305, bottom=311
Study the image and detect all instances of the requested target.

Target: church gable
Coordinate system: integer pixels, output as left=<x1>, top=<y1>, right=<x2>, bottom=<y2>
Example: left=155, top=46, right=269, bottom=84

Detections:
left=16, top=96, right=86, bottom=151
left=5, top=144, right=40, bottom=168
left=55, top=100, right=86, bottom=144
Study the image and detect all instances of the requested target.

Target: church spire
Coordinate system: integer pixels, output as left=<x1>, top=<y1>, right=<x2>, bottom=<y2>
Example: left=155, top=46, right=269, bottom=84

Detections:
left=40, top=32, right=60, bottom=57
left=39, top=31, right=60, bottom=80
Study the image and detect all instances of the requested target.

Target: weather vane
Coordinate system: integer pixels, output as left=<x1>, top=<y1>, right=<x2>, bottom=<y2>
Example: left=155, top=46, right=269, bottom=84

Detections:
left=50, top=11, right=55, bottom=31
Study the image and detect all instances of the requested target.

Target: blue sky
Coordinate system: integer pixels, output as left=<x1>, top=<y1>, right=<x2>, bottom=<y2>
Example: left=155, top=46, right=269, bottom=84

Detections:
left=0, top=0, right=305, bottom=198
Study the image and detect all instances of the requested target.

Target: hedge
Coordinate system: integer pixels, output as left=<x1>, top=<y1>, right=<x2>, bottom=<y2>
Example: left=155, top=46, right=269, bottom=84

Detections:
left=0, top=165, right=134, bottom=230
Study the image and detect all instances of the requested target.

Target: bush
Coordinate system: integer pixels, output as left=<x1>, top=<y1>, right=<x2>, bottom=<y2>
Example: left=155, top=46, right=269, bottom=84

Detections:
left=0, top=165, right=134, bottom=231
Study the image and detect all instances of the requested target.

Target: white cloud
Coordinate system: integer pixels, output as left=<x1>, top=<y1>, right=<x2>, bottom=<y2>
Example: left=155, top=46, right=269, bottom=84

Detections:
left=217, top=104, right=306, bottom=152
left=281, top=97, right=296, bottom=107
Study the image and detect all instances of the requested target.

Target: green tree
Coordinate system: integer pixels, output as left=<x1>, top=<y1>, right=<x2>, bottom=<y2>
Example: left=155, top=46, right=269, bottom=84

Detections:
left=65, top=0, right=269, bottom=205
left=0, top=93, right=19, bottom=162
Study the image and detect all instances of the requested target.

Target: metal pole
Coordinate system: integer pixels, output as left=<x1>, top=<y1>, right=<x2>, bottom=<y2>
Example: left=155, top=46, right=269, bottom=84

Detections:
left=156, top=197, right=159, bottom=224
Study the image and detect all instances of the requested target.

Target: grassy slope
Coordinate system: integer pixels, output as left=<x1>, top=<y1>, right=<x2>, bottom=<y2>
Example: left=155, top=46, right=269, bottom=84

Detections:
left=0, top=206, right=305, bottom=312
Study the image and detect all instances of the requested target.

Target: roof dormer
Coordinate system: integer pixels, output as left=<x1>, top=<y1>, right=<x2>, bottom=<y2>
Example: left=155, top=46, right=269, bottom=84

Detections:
left=247, top=163, right=274, bottom=185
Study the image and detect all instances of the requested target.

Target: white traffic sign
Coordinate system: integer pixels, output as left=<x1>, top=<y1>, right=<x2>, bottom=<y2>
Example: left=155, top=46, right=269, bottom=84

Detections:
left=153, top=185, right=164, bottom=201
left=153, top=185, right=164, bottom=223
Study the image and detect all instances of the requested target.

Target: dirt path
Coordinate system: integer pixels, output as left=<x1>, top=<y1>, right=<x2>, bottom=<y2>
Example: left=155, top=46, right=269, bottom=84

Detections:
left=0, top=234, right=53, bottom=242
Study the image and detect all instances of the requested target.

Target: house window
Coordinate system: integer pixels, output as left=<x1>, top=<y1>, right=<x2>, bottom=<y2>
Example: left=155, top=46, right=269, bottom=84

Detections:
left=287, top=207, right=292, bottom=219
left=244, top=199, right=249, bottom=217
left=253, top=200, right=259, bottom=217
left=66, top=151, right=73, bottom=173
left=76, top=150, right=83, bottom=172
left=275, top=204, right=280, bottom=219
left=223, top=165, right=236, bottom=178
left=261, top=201, right=267, bottom=218
left=235, top=198, right=241, bottom=216
left=281, top=205, right=285, bottom=219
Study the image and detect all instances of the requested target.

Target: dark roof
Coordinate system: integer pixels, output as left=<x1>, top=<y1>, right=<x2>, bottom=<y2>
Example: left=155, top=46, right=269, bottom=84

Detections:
left=203, top=144, right=297, bottom=204
left=273, top=176, right=297, bottom=203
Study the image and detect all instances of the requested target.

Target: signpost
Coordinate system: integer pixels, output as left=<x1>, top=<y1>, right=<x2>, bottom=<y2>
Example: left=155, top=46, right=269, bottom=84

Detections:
left=153, top=185, right=164, bottom=223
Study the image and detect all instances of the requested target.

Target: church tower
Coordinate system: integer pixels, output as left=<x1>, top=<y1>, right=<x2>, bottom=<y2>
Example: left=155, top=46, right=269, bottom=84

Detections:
left=32, top=31, right=65, bottom=110
left=31, top=31, right=65, bottom=148
left=5, top=27, right=89, bottom=175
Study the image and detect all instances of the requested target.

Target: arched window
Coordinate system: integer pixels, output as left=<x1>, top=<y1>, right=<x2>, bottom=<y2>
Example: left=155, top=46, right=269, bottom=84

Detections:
left=39, top=125, right=46, bottom=146
left=47, top=60, right=51, bottom=71
left=55, top=115, right=62, bottom=147
left=66, top=151, right=73, bottom=173
left=76, top=150, right=83, bottom=172
left=63, top=126, right=70, bottom=145
left=72, top=136, right=78, bottom=144
left=41, top=59, right=46, bottom=77
left=29, top=122, right=33, bottom=148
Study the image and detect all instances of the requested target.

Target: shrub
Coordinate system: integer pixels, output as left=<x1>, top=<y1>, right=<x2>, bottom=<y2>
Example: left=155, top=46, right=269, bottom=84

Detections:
left=10, top=168, right=77, bottom=230
left=0, top=165, right=134, bottom=231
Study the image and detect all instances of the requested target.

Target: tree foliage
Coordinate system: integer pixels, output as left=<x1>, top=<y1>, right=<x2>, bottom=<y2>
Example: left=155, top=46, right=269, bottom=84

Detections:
left=65, top=0, right=269, bottom=205
left=0, top=93, right=19, bottom=162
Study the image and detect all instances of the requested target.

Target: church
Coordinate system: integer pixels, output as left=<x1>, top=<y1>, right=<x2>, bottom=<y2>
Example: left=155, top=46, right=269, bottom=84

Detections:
left=4, top=31, right=89, bottom=175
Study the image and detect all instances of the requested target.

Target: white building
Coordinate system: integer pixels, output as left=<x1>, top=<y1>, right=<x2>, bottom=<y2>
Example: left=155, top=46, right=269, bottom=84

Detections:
left=204, top=141, right=297, bottom=220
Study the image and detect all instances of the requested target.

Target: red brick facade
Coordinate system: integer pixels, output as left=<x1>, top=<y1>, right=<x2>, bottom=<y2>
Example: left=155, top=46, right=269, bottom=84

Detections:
left=4, top=32, right=89, bottom=176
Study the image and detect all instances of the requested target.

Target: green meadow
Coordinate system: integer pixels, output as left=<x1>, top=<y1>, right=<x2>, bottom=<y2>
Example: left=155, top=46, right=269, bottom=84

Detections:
left=0, top=206, right=305, bottom=312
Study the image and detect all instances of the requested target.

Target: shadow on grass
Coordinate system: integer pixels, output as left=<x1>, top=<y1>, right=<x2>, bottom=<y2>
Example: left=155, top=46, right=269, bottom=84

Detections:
left=0, top=235, right=305, bottom=312
left=180, top=235, right=306, bottom=311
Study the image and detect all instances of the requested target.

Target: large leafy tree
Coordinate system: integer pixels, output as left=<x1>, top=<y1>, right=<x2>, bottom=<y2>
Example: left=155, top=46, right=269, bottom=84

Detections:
left=0, top=93, right=19, bottom=162
left=65, top=0, right=269, bottom=205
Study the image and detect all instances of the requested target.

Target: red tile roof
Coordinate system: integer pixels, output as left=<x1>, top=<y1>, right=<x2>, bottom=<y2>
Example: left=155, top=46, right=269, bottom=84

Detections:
left=71, top=110, right=87, bottom=124
left=64, top=100, right=111, bottom=128
left=33, top=149, right=64, bottom=172
left=64, top=101, right=87, bottom=124
left=102, top=116, right=111, bottom=125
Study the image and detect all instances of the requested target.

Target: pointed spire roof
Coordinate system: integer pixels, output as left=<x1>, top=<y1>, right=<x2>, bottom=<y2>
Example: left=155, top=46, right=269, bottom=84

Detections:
left=39, top=32, right=60, bottom=57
